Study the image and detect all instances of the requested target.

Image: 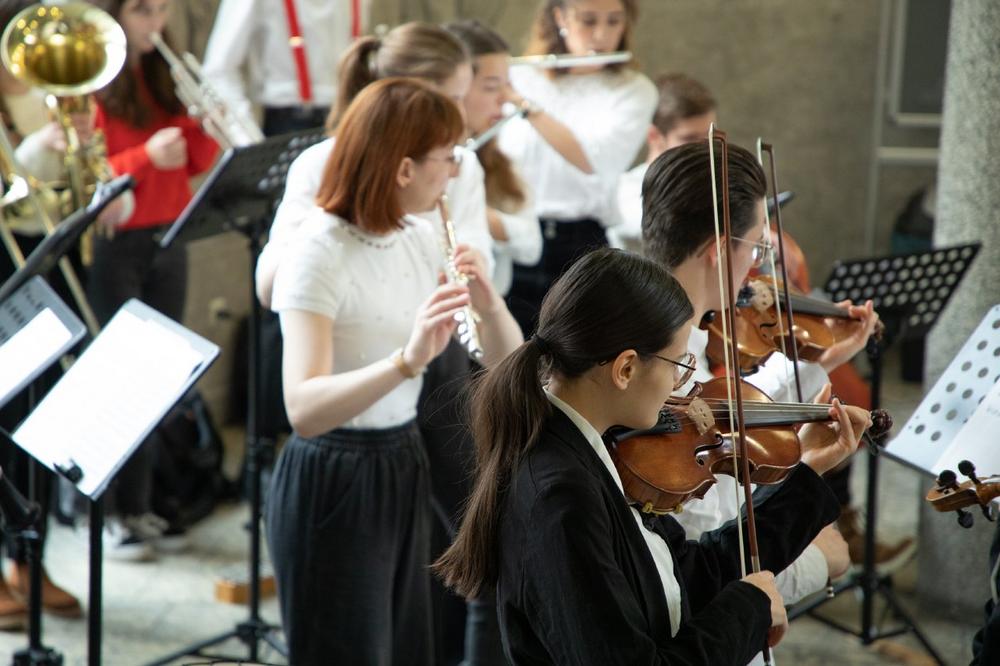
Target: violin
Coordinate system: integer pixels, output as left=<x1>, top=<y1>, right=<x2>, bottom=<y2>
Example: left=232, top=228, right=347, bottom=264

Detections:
left=926, top=460, right=1000, bottom=529
left=604, top=376, right=893, bottom=515
left=704, top=275, right=886, bottom=374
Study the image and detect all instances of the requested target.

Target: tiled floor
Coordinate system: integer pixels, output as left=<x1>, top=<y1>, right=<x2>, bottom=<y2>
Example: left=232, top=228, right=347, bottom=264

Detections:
left=0, top=348, right=984, bottom=665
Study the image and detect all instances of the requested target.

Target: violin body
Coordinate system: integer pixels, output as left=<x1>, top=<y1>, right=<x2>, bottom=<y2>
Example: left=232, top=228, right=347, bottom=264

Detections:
left=705, top=275, right=877, bottom=372
left=607, top=377, right=804, bottom=514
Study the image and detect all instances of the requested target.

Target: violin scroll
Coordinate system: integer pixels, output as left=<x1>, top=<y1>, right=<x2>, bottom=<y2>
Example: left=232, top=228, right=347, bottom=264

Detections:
left=925, top=460, right=1000, bottom=528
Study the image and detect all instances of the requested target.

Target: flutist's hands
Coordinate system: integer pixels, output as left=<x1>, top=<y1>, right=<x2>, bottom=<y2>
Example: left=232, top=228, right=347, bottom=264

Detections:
left=453, top=243, right=505, bottom=316
left=402, top=282, right=470, bottom=372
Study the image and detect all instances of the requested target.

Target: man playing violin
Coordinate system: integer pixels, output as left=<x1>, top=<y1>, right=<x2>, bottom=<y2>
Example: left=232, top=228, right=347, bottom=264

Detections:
left=640, top=136, right=913, bottom=569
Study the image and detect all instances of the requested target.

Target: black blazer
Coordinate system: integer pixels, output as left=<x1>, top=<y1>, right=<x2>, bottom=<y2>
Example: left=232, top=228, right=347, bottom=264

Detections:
left=496, top=407, right=840, bottom=665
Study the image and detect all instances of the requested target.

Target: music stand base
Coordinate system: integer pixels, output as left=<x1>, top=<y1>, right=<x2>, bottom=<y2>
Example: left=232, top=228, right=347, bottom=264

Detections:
left=13, top=647, right=63, bottom=666
left=144, top=618, right=286, bottom=666
left=789, top=572, right=946, bottom=665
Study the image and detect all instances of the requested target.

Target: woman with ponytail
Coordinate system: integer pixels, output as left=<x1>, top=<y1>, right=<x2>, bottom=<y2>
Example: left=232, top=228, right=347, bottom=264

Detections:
left=436, top=247, right=871, bottom=665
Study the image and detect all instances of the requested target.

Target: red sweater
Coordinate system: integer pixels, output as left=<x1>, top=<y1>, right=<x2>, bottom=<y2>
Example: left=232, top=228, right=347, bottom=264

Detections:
left=95, top=82, right=218, bottom=231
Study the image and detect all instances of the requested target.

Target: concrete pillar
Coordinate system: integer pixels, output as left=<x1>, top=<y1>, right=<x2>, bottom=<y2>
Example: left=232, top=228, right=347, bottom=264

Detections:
left=918, top=1, right=1000, bottom=619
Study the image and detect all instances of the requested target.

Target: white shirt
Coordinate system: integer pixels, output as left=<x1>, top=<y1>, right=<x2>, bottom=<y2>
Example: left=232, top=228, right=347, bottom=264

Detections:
left=202, top=0, right=370, bottom=121
left=607, top=161, right=647, bottom=253
left=674, top=326, right=830, bottom=600
left=270, top=210, right=441, bottom=429
left=546, top=390, right=682, bottom=638
left=491, top=174, right=542, bottom=296
left=258, top=138, right=494, bottom=294
left=499, top=67, right=656, bottom=223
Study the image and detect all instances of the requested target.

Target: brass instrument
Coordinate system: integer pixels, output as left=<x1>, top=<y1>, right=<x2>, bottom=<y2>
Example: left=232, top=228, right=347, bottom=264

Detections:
left=437, top=195, right=484, bottom=362
left=150, top=32, right=263, bottom=149
left=1, top=2, right=127, bottom=214
left=509, top=50, right=632, bottom=69
left=0, top=124, right=99, bottom=333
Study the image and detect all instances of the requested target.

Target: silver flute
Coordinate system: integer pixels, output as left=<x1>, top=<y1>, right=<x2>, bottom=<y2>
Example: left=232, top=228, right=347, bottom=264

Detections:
left=509, top=50, right=632, bottom=69
left=437, top=195, right=485, bottom=361
left=150, top=32, right=263, bottom=149
left=464, top=107, right=526, bottom=152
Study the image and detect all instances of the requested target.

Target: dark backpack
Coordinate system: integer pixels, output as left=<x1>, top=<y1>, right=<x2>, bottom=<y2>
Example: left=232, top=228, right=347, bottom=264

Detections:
left=150, top=391, right=234, bottom=528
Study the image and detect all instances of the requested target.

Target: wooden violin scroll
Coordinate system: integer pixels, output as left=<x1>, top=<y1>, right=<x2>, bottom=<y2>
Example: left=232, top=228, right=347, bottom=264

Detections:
left=925, top=460, right=1000, bottom=528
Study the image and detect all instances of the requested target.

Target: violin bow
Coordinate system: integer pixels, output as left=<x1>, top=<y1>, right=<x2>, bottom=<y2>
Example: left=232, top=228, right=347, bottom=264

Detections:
left=709, top=126, right=772, bottom=664
left=756, top=140, right=805, bottom=405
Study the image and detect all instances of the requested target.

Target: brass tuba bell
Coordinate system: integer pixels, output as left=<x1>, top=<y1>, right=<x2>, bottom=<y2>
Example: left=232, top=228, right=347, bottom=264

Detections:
left=1, top=2, right=127, bottom=210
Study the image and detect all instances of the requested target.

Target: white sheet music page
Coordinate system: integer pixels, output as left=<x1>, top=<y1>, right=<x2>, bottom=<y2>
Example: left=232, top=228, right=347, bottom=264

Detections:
left=934, top=379, right=1000, bottom=477
left=0, top=308, right=71, bottom=399
left=13, top=308, right=202, bottom=498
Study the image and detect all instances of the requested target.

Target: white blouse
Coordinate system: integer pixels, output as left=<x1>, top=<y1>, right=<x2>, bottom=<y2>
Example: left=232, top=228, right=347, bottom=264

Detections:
left=491, top=173, right=543, bottom=296
left=546, top=390, right=682, bottom=638
left=270, top=210, right=442, bottom=429
left=257, top=138, right=494, bottom=295
left=499, top=67, right=656, bottom=223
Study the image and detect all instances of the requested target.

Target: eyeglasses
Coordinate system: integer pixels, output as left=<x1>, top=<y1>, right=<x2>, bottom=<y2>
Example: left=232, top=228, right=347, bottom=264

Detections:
left=421, top=146, right=463, bottom=168
left=731, top=235, right=773, bottom=268
left=648, top=351, right=697, bottom=389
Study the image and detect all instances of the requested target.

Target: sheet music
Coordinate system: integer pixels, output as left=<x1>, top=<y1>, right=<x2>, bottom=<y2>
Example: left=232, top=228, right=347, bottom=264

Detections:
left=934, top=379, right=1000, bottom=475
left=13, top=308, right=204, bottom=497
left=0, top=308, right=71, bottom=399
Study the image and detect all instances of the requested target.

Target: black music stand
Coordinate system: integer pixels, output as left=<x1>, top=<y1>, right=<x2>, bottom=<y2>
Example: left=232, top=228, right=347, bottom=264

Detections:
left=1, top=175, right=132, bottom=666
left=148, top=128, right=325, bottom=665
left=787, top=242, right=981, bottom=665
left=1, top=278, right=86, bottom=666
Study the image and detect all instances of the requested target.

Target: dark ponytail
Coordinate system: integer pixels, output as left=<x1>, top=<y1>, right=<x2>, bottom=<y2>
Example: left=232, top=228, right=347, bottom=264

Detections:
left=434, top=247, right=694, bottom=598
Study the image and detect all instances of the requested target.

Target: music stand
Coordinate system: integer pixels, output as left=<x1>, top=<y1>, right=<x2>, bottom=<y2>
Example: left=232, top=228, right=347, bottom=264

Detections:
left=9, top=299, right=218, bottom=666
left=0, top=175, right=132, bottom=666
left=787, top=242, right=981, bottom=665
left=148, top=128, right=325, bottom=665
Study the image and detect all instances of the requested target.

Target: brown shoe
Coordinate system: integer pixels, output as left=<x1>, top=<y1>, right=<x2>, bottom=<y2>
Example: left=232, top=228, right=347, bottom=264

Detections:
left=9, top=562, right=83, bottom=619
left=837, top=506, right=917, bottom=574
left=0, top=577, right=27, bottom=631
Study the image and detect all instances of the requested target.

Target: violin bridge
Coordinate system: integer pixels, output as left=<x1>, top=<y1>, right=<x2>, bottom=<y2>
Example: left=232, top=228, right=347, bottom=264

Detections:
left=687, top=397, right=715, bottom=435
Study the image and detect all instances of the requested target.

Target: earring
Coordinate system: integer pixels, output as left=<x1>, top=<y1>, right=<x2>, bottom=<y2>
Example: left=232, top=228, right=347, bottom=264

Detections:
left=559, top=27, right=568, bottom=38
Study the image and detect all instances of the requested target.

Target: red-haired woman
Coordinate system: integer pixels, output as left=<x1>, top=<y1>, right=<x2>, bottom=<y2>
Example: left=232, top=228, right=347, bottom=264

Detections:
left=265, top=78, right=522, bottom=665
left=499, top=0, right=656, bottom=334
left=87, top=0, right=218, bottom=558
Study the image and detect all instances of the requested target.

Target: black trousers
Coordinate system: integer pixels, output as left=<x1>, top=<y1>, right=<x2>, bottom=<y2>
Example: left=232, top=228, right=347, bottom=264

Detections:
left=506, top=218, right=608, bottom=337
left=266, top=421, right=433, bottom=666
left=86, top=226, right=187, bottom=517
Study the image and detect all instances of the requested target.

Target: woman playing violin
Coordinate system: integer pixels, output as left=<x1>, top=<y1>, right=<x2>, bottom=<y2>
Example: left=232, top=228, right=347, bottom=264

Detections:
left=435, top=247, right=870, bottom=665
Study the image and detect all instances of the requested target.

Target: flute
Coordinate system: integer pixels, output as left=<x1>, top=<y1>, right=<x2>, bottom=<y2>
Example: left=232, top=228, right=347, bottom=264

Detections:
left=437, top=195, right=485, bottom=361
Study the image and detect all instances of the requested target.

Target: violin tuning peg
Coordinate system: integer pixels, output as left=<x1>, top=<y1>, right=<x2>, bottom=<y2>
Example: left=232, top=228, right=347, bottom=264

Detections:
left=959, top=460, right=981, bottom=484
left=869, top=409, right=893, bottom=438
left=982, top=505, right=995, bottom=522
left=957, top=508, right=974, bottom=529
left=937, top=469, right=958, bottom=490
